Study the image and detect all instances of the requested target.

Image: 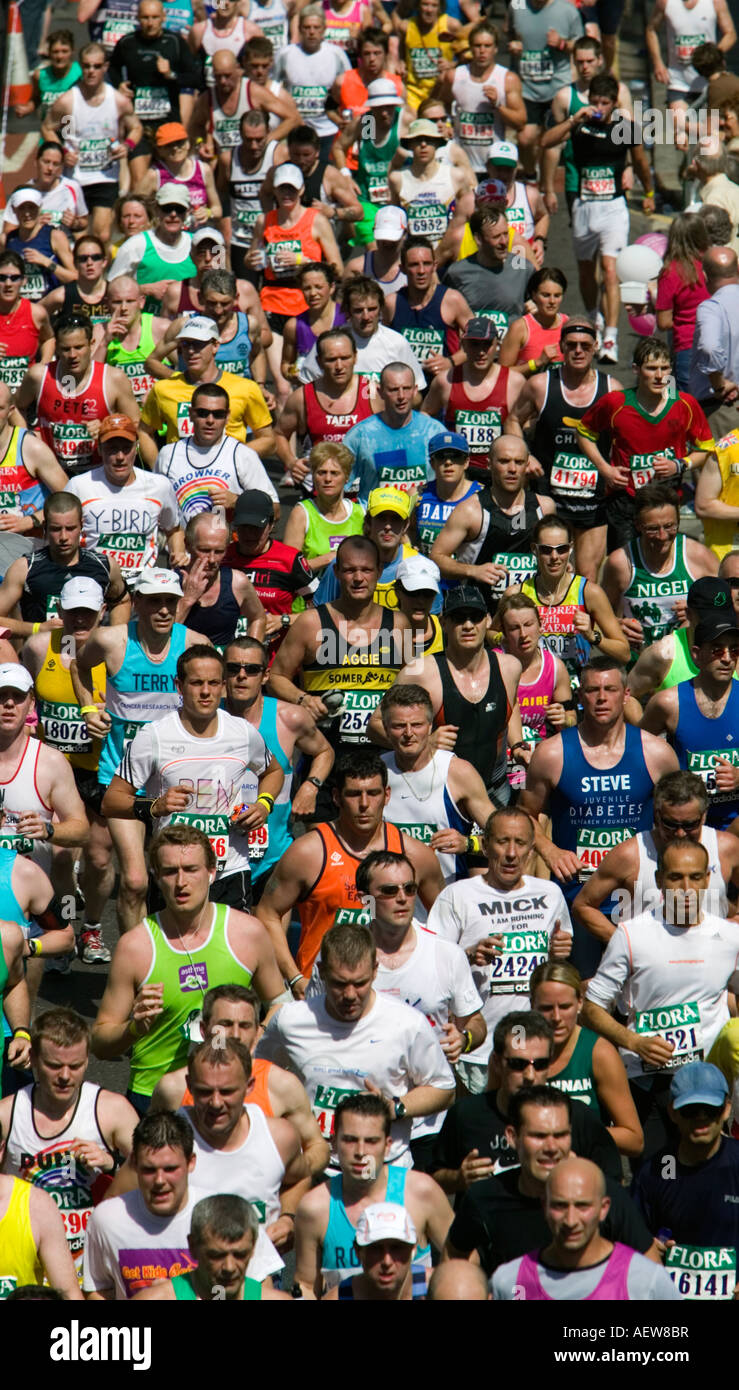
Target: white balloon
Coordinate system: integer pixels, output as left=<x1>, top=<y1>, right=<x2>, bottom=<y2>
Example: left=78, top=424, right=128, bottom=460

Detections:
left=616, top=244, right=664, bottom=282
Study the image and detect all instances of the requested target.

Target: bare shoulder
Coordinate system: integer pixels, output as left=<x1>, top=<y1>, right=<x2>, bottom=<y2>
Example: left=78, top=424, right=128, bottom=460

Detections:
left=405, top=1167, right=448, bottom=1206
left=110, top=920, right=154, bottom=976
left=267, top=1113, right=301, bottom=1157
left=0, top=920, right=24, bottom=960
left=295, top=1177, right=330, bottom=1222
left=267, top=1061, right=311, bottom=1111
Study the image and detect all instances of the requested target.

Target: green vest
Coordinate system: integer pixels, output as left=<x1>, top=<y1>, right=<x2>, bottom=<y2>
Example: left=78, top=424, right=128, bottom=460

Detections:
left=624, top=534, right=693, bottom=647
left=106, top=313, right=158, bottom=403
left=129, top=903, right=253, bottom=1098
left=136, top=230, right=196, bottom=286
left=657, top=626, right=699, bottom=692
left=357, top=111, right=401, bottom=206
left=38, top=62, right=83, bottom=121
left=172, top=1270, right=262, bottom=1300
left=301, top=497, right=364, bottom=564
left=549, top=1027, right=606, bottom=1122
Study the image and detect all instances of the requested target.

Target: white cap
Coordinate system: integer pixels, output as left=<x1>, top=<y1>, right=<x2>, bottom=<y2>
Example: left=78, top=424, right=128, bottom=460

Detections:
left=191, top=226, right=226, bottom=248
left=135, top=567, right=184, bottom=598
left=374, top=205, right=408, bottom=241
left=486, top=139, right=518, bottom=167
left=395, top=555, right=441, bottom=594
left=0, top=663, right=33, bottom=694
left=176, top=315, right=219, bottom=343
left=355, top=1202, right=417, bottom=1248
left=367, top=78, right=403, bottom=107
left=273, top=163, right=305, bottom=191
left=60, top=576, right=105, bottom=611
left=155, top=183, right=190, bottom=209
left=9, top=187, right=42, bottom=209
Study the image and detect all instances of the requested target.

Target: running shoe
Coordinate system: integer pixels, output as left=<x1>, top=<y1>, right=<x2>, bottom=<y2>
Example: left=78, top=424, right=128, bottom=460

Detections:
left=599, top=337, right=619, bottom=365
left=79, top=927, right=111, bottom=964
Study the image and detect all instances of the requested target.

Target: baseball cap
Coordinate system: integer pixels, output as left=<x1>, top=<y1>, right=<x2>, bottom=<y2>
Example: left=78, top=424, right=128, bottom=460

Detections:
left=428, top=430, right=469, bottom=457
left=176, top=315, right=219, bottom=343
left=443, top=584, right=488, bottom=618
left=462, top=317, right=497, bottom=342
left=396, top=555, right=441, bottom=594
left=99, top=413, right=138, bottom=443
left=367, top=486, right=412, bottom=520
left=688, top=576, right=733, bottom=614
left=670, top=1061, right=728, bottom=1110
left=273, top=162, right=305, bottom=190
left=60, top=576, right=105, bottom=611
left=233, top=490, right=274, bottom=527
left=355, top=1202, right=417, bottom=1248
left=9, top=187, right=42, bottom=209
left=156, top=183, right=190, bottom=209
left=155, top=122, right=188, bottom=147
left=374, top=205, right=408, bottom=241
left=192, top=227, right=226, bottom=249
left=407, top=118, right=443, bottom=142
left=135, top=568, right=184, bottom=598
left=693, top=613, right=739, bottom=646
left=0, top=663, right=33, bottom=694
left=367, top=78, right=403, bottom=107
left=474, top=178, right=508, bottom=206
left=486, top=140, right=518, bottom=167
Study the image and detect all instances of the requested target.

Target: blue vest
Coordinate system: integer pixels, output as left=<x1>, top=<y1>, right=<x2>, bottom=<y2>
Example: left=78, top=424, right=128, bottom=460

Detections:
left=97, top=620, right=187, bottom=785
left=323, top=1166, right=431, bottom=1273
left=253, top=696, right=292, bottom=881
left=0, top=849, right=27, bottom=1040
left=673, top=679, right=739, bottom=830
left=215, top=312, right=252, bottom=375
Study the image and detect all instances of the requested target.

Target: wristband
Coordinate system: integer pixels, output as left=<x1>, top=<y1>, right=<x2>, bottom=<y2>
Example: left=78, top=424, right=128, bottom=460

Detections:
left=12, top=1028, right=31, bottom=1041
left=463, top=1029, right=473, bottom=1054
left=510, top=740, right=528, bottom=753
left=80, top=705, right=99, bottom=715
left=279, top=1210, right=296, bottom=1221
left=32, top=622, right=41, bottom=634
left=288, top=973, right=304, bottom=988
left=257, top=793, right=275, bottom=812
left=528, top=359, right=537, bottom=373
left=295, top=250, right=302, bottom=266
left=125, top=136, right=136, bottom=151
left=676, top=456, right=689, bottom=477
left=467, top=833, right=481, bottom=855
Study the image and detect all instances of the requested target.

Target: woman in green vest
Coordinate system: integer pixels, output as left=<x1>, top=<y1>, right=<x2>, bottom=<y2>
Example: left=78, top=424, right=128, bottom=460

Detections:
left=530, top=960, right=644, bottom=1159
left=283, top=441, right=365, bottom=571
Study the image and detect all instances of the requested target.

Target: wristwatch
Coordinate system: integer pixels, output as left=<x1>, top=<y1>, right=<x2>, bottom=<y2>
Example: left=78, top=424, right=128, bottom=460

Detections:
left=43, top=822, right=54, bottom=842
left=591, top=629, right=603, bottom=646
left=393, top=1097, right=407, bottom=1120
left=280, top=613, right=291, bottom=629
left=27, top=938, right=41, bottom=957
left=307, top=776, right=323, bottom=789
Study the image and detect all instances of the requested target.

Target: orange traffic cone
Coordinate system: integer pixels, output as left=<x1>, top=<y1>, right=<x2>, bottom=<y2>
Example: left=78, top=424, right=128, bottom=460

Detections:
left=6, top=2, right=32, bottom=109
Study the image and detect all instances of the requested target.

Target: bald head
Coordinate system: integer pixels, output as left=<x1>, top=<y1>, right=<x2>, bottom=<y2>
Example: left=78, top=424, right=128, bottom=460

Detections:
left=704, top=246, right=739, bottom=285
left=213, top=50, right=238, bottom=74
left=547, top=1156, right=606, bottom=1205
left=544, top=1156, right=610, bottom=1256
left=427, top=1261, right=490, bottom=1301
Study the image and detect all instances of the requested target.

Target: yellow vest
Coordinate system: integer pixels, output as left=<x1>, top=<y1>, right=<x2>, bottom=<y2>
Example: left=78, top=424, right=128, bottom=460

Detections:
left=0, top=1179, right=44, bottom=1298
left=405, top=17, right=455, bottom=110
left=457, top=221, right=515, bottom=261
left=703, top=432, right=739, bottom=561
left=35, top=629, right=106, bottom=772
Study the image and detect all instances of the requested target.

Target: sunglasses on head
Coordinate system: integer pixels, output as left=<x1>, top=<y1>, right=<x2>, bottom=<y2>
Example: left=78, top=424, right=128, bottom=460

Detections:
left=537, top=543, right=570, bottom=556
left=375, top=881, right=418, bottom=897
left=225, top=661, right=264, bottom=676
left=503, top=1055, right=549, bottom=1072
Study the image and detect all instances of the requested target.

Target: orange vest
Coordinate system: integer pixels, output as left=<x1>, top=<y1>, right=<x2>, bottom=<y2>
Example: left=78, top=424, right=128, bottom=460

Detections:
left=261, top=207, right=323, bottom=318
left=182, top=1056, right=274, bottom=1115
left=296, top=821, right=405, bottom=977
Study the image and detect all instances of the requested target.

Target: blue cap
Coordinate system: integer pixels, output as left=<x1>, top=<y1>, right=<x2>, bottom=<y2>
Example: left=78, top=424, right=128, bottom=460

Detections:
left=428, top=431, right=469, bottom=458
left=669, top=1061, right=729, bottom=1110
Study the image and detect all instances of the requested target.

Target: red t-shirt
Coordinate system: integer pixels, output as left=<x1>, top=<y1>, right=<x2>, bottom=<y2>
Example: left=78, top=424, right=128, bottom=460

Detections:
left=655, top=259, right=710, bottom=354
left=576, top=388, right=714, bottom=495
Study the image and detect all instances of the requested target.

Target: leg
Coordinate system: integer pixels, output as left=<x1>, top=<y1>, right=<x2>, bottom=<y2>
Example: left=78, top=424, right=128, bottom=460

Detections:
left=600, top=253, right=621, bottom=333
left=266, top=329, right=291, bottom=410
left=574, top=523, right=607, bottom=582
left=669, top=98, right=691, bottom=153
left=107, top=815, right=148, bottom=932
left=577, top=256, right=599, bottom=314
left=517, top=122, right=542, bottom=180
left=79, top=812, right=115, bottom=924
left=90, top=203, right=115, bottom=243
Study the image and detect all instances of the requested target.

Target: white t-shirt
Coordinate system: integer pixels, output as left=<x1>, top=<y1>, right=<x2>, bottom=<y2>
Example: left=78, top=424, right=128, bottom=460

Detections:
left=300, top=325, right=426, bottom=393
left=155, top=435, right=277, bottom=522
left=305, top=923, right=483, bottom=1139
left=273, top=41, right=350, bottom=138
left=108, top=229, right=193, bottom=281
left=82, top=1184, right=277, bottom=1296
left=256, top=992, right=455, bottom=1165
left=586, top=908, right=739, bottom=1078
left=119, top=709, right=269, bottom=878
left=65, top=466, right=180, bottom=574
left=2, top=176, right=88, bottom=232
left=427, top=874, right=572, bottom=1063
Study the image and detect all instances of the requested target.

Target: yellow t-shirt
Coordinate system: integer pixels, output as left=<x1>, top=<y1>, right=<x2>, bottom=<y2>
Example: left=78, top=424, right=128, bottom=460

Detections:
left=703, top=431, right=739, bottom=561
left=140, top=371, right=271, bottom=444
left=0, top=1179, right=44, bottom=1298
left=405, top=16, right=455, bottom=111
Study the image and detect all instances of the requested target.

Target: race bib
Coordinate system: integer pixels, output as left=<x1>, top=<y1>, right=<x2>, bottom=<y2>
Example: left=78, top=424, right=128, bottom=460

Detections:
left=551, top=452, right=597, bottom=496
left=50, top=421, right=94, bottom=464
left=687, top=748, right=739, bottom=804
left=0, top=355, right=30, bottom=390
left=400, top=326, right=444, bottom=363
left=457, top=110, right=497, bottom=144
left=171, top=811, right=230, bottom=872
left=101, top=8, right=136, bottom=49
left=334, top=905, right=372, bottom=927
left=312, top=1083, right=359, bottom=1139
left=0, top=1277, right=17, bottom=1299
left=46, top=594, right=61, bottom=619
left=0, top=812, right=35, bottom=855
left=293, top=84, right=325, bottom=118
left=266, top=237, right=301, bottom=279
left=122, top=718, right=144, bottom=756
left=580, top=165, right=617, bottom=202
left=455, top=408, right=502, bottom=452
left=338, top=689, right=383, bottom=742
left=214, top=115, right=240, bottom=148
left=247, top=822, right=269, bottom=861
left=406, top=198, right=448, bottom=241
left=38, top=699, right=92, bottom=756
left=97, top=531, right=146, bottom=570
left=666, top=1245, right=736, bottom=1300
left=577, top=826, right=634, bottom=876
left=395, top=822, right=438, bottom=845
left=176, top=400, right=195, bottom=437
left=675, top=33, right=703, bottom=62
left=490, top=929, right=550, bottom=995
left=505, top=203, right=527, bottom=236
left=410, top=46, right=441, bottom=78
left=478, top=309, right=508, bottom=339
left=520, top=49, right=554, bottom=80
left=367, top=174, right=391, bottom=205
left=134, top=85, right=170, bottom=118
left=375, top=448, right=425, bottom=491
left=22, top=265, right=46, bottom=302
left=492, top=551, right=537, bottom=585
left=121, top=360, right=156, bottom=402
left=235, top=204, right=261, bottom=234
left=629, top=449, right=674, bottom=488
left=78, top=139, right=110, bottom=172
left=635, top=1000, right=703, bottom=1072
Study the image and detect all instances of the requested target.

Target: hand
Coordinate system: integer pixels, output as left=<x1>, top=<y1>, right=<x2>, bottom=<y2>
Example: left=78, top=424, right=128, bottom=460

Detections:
left=471, top=561, right=507, bottom=589
left=156, top=55, right=172, bottom=76
left=262, top=387, right=277, bottom=412
left=439, top=1020, right=466, bottom=1064
left=482, top=84, right=498, bottom=105
left=466, top=934, right=503, bottom=967
left=460, top=1147, right=495, bottom=1186
left=573, top=610, right=596, bottom=642
left=86, top=418, right=102, bottom=441
left=152, top=786, right=193, bottom=816
left=429, top=723, right=458, bottom=752
left=82, top=705, right=111, bottom=737
left=63, top=145, right=79, bottom=167
left=0, top=513, right=33, bottom=533
left=105, top=313, right=130, bottom=340
left=672, top=597, right=688, bottom=625
left=430, top=827, right=468, bottom=854
left=621, top=165, right=634, bottom=191
left=714, top=757, right=739, bottom=793
left=620, top=616, right=644, bottom=648
left=192, top=204, right=211, bottom=226
left=525, top=454, right=545, bottom=478
left=545, top=702, right=566, bottom=729
left=109, top=142, right=127, bottom=162
left=654, top=1234, right=675, bottom=1259
left=601, top=461, right=631, bottom=490
left=289, top=455, right=310, bottom=484
left=206, top=485, right=238, bottom=508
left=652, top=453, right=679, bottom=479
left=546, top=26, right=562, bottom=45
left=231, top=799, right=269, bottom=831
left=633, top=1031, right=675, bottom=1068
left=15, top=812, right=53, bottom=840
left=7, top=1033, right=31, bottom=1068
left=275, top=248, right=299, bottom=270
left=507, top=39, right=522, bottom=55
left=654, top=63, right=669, bottom=86
left=424, top=352, right=452, bottom=377
left=246, top=246, right=266, bottom=270
left=70, top=1139, right=116, bottom=1174
left=363, top=1078, right=394, bottom=1117
left=297, top=694, right=328, bottom=720
left=266, top=1215, right=295, bottom=1253
left=264, top=613, right=286, bottom=639
left=533, top=239, right=545, bottom=269
left=182, top=554, right=215, bottom=601
left=309, top=200, right=336, bottom=221
left=291, top=975, right=307, bottom=1000
left=549, top=922, right=572, bottom=960
left=290, top=781, right=318, bottom=817
left=13, top=101, right=35, bottom=118
left=573, top=104, right=595, bottom=126
left=544, top=190, right=558, bottom=216
left=510, top=742, right=532, bottom=766
left=22, top=248, right=52, bottom=267
left=543, top=844, right=584, bottom=883
left=119, top=80, right=134, bottom=100
left=131, top=981, right=165, bottom=1036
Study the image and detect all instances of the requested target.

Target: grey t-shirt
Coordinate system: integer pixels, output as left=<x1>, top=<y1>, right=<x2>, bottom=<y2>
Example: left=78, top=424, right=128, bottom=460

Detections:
left=492, top=1248, right=683, bottom=1301
left=512, top=0, right=583, bottom=103
left=444, top=252, right=532, bottom=324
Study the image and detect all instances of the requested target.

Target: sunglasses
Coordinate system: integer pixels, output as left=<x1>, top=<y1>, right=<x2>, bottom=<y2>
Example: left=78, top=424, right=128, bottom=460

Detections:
left=192, top=406, right=227, bottom=418
left=641, top=524, right=678, bottom=537
left=503, top=1055, right=550, bottom=1072
left=76, top=252, right=104, bottom=262
left=726, top=577, right=739, bottom=589
left=161, top=205, right=185, bottom=215
left=225, top=661, right=264, bottom=676
left=537, top=543, right=570, bottom=556
left=375, top=882, right=418, bottom=898
left=0, top=273, right=22, bottom=283
left=657, top=811, right=703, bottom=832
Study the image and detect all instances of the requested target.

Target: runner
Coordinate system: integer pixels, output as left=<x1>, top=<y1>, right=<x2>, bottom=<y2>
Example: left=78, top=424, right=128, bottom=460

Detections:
left=275, top=330, right=375, bottom=492
left=414, top=432, right=480, bottom=560
left=443, top=21, right=526, bottom=171
left=0, top=1169, right=81, bottom=1300
left=390, top=119, right=473, bottom=250
left=496, top=595, right=574, bottom=784
left=226, top=111, right=278, bottom=281
left=4, top=190, right=76, bottom=306
left=0, top=384, right=67, bottom=536
left=155, top=383, right=277, bottom=523
left=282, top=444, right=364, bottom=573
left=99, top=277, right=171, bottom=407
left=0, top=252, right=54, bottom=395
left=342, top=207, right=408, bottom=298
left=338, top=366, right=440, bottom=497
left=132, top=1193, right=290, bottom=1300
left=221, top=490, right=317, bottom=653
left=325, top=1202, right=428, bottom=1300
left=383, top=240, right=470, bottom=382
left=175, top=515, right=267, bottom=649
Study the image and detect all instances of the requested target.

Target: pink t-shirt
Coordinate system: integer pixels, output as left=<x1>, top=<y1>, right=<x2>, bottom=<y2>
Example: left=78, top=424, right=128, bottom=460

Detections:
left=655, top=258, right=710, bottom=353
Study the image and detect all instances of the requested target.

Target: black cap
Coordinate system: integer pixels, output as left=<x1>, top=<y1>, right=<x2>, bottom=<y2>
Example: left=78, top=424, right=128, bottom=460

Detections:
left=233, top=490, right=274, bottom=527
left=688, top=577, right=733, bottom=614
left=442, top=583, right=488, bottom=617
left=694, top=615, right=739, bottom=646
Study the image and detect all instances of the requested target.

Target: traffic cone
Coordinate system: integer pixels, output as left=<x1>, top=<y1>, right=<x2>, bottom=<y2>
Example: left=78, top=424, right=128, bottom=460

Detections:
left=5, top=2, right=32, bottom=109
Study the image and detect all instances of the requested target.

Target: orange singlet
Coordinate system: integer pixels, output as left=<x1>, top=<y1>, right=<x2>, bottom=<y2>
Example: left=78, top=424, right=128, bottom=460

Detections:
left=261, top=207, right=324, bottom=318
left=296, top=821, right=404, bottom=978
left=182, top=1057, right=274, bottom=1113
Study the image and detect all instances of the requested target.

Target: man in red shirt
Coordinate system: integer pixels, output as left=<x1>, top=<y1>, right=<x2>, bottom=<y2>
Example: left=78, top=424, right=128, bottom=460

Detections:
left=572, top=336, right=715, bottom=550
left=223, top=489, right=317, bottom=655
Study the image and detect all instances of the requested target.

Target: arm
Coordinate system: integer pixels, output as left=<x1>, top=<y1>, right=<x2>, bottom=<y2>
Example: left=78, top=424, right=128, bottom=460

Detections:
left=404, top=837, right=445, bottom=915
left=715, top=0, right=737, bottom=50
left=91, top=932, right=155, bottom=1060
left=582, top=581, right=631, bottom=665
left=571, top=839, right=636, bottom=945
left=268, top=613, right=328, bottom=718
left=312, top=212, right=343, bottom=280
left=645, top=0, right=669, bottom=85
left=254, top=840, right=317, bottom=988
left=639, top=688, right=676, bottom=737
left=695, top=453, right=739, bottom=520
left=31, top=1187, right=84, bottom=1300
left=591, top=1037, right=644, bottom=1158
left=269, top=1068, right=330, bottom=1178
left=283, top=710, right=334, bottom=819
left=518, top=740, right=584, bottom=882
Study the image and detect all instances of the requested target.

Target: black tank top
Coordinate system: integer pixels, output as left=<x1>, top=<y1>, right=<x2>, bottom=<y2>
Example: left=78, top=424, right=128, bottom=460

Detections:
left=62, top=281, right=110, bottom=328
left=301, top=603, right=403, bottom=753
left=303, top=158, right=330, bottom=208
left=21, top=548, right=112, bottom=623
left=433, top=648, right=510, bottom=791
left=531, top=368, right=609, bottom=515
left=175, top=567, right=240, bottom=647
left=471, top=485, right=543, bottom=610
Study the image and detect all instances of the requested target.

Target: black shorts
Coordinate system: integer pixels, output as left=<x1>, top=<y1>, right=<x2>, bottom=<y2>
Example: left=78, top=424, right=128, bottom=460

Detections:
left=82, top=181, right=119, bottom=210
left=209, top=869, right=253, bottom=913
left=523, top=98, right=552, bottom=129
left=605, top=491, right=638, bottom=552
left=73, top=766, right=106, bottom=817
left=580, top=0, right=625, bottom=35
left=555, top=501, right=609, bottom=532
left=266, top=310, right=292, bottom=335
